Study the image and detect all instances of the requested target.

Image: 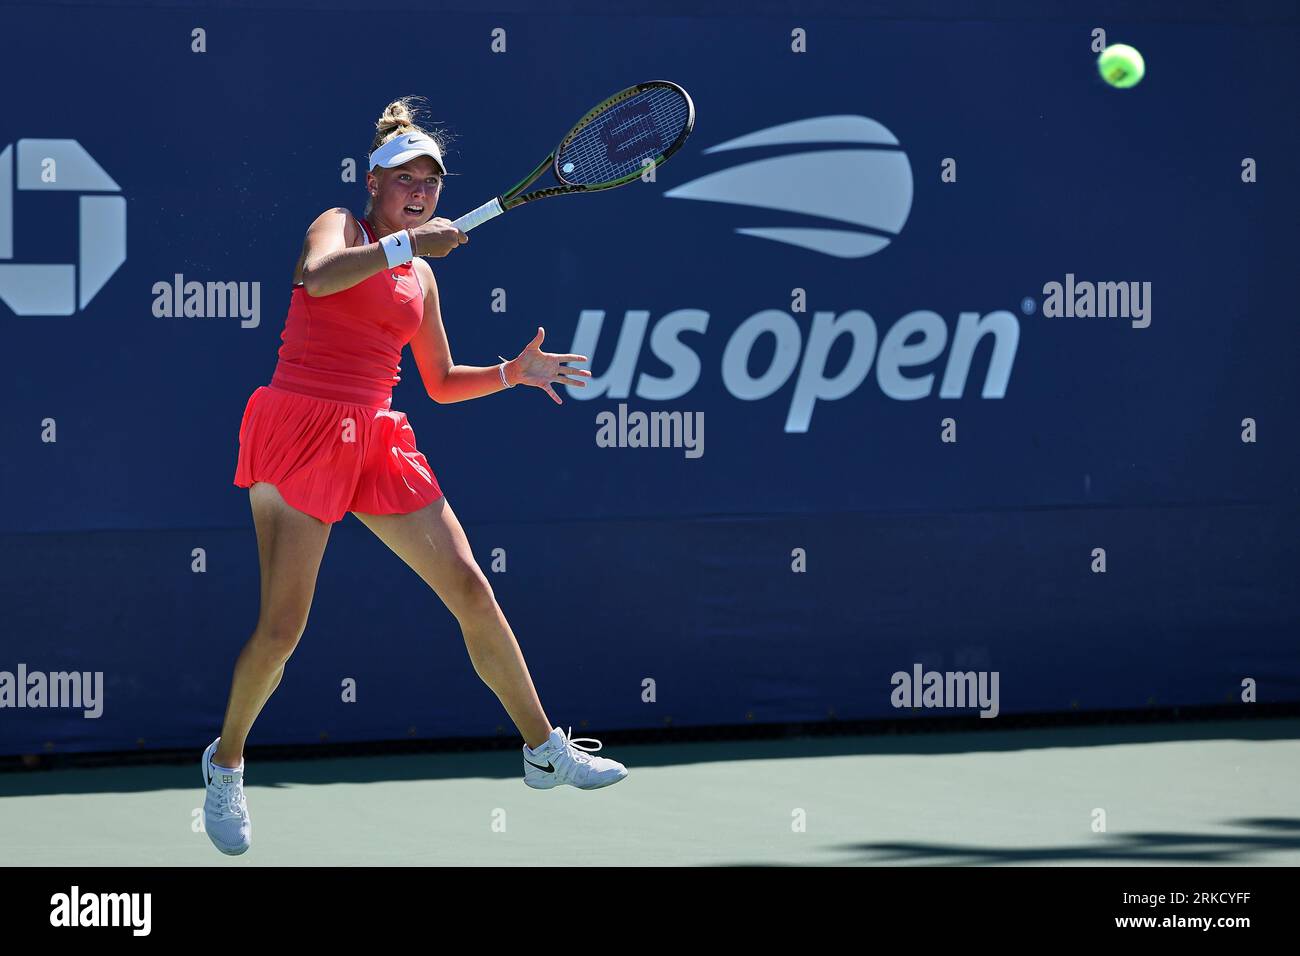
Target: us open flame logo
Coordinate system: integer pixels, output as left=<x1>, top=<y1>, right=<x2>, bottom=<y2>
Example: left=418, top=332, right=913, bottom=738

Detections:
left=664, top=115, right=913, bottom=258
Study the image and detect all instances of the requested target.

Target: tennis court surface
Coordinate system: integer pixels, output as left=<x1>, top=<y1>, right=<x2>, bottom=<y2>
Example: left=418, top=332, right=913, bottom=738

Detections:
left=4, top=719, right=1297, bottom=866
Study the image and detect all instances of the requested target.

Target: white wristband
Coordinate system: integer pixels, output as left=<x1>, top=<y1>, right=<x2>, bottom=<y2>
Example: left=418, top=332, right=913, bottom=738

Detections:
left=379, top=229, right=414, bottom=267
left=497, top=356, right=514, bottom=388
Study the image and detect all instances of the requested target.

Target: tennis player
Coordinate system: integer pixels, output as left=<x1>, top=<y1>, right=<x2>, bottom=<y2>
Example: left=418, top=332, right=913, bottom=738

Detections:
left=202, top=97, right=626, bottom=856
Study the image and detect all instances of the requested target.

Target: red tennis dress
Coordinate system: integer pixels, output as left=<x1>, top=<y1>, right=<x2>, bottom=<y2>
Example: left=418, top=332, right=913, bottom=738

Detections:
left=233, top=215, right=444, bottom=523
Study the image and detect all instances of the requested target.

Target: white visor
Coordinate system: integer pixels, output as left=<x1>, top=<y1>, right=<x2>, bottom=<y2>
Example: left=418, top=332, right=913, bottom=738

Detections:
left=369, top=131, right=447, bottom=174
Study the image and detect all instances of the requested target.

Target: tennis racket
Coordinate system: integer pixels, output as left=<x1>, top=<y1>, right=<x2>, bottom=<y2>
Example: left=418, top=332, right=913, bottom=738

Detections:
left=451, top=80, right=695, bottom=233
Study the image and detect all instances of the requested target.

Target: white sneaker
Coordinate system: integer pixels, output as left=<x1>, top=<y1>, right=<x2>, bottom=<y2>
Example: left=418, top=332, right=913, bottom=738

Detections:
left=202, top=738, right=251, bottom=855
left=523, top=726, right=628, bottom=790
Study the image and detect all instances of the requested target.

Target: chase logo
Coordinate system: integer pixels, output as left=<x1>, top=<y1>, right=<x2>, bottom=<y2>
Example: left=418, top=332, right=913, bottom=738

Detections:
left=0, top=139, right=126, bottom=315
left=664, top=115, right=912, bottom=259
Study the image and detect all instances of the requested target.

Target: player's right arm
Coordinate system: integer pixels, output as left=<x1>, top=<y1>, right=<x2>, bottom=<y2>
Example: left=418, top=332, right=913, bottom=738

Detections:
left=299, top=208, right=466, bottom=297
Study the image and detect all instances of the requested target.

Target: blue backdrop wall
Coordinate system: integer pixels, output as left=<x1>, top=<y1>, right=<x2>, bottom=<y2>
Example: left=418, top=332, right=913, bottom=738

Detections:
left=1, top=0, right=1297, bottom=755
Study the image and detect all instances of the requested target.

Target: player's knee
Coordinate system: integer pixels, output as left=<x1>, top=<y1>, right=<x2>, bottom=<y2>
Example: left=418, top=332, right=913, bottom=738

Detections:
left=443, top=564, right=496, bottom=620
left=253, top=615, right=308, bottom=662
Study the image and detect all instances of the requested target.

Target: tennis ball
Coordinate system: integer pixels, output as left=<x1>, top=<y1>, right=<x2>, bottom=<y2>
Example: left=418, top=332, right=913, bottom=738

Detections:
left=1098, top=43, right=1145, bottom=89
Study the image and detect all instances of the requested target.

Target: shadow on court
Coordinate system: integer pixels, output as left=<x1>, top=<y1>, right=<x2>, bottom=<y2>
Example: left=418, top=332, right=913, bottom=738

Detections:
left=1, top=718, right=1297, bottom=799
left=3, top=718, right=1298, bottom=867
left=823, top=817, right=1300, bottom=866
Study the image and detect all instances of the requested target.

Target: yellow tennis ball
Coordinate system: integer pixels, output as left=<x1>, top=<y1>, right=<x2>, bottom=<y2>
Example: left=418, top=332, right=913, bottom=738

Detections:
left=1098, top=43, right=1145, bottom=89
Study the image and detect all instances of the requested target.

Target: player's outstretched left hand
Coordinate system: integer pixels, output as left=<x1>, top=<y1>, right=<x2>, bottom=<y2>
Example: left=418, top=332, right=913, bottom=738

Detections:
left=507, top=327, right=590, bottom=405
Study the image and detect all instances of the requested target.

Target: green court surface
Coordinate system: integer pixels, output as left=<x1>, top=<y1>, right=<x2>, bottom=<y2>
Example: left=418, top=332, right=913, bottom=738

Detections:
left=3, top=719, right=1298, bottom=866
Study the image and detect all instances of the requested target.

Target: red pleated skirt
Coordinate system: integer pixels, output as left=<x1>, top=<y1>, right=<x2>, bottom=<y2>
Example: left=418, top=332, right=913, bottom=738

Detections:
left=233, top=385, right=444, bottom=524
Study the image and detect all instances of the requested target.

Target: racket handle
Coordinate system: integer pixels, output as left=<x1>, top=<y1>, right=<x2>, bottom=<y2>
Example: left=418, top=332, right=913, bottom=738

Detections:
left=453, top=198, right=504, bottom=233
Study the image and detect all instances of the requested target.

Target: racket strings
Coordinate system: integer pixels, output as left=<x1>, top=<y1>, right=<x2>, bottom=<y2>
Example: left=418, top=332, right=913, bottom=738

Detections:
left=558, top=86, right=692, bottom=186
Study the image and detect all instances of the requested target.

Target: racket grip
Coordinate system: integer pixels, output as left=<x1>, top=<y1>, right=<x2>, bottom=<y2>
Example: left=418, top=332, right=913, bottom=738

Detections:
left=452, top=198, right=504, bottom=233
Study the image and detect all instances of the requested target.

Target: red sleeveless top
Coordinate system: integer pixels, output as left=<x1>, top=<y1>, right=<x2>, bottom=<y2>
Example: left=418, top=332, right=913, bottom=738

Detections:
left=270, top=215, right=425, bottom=408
